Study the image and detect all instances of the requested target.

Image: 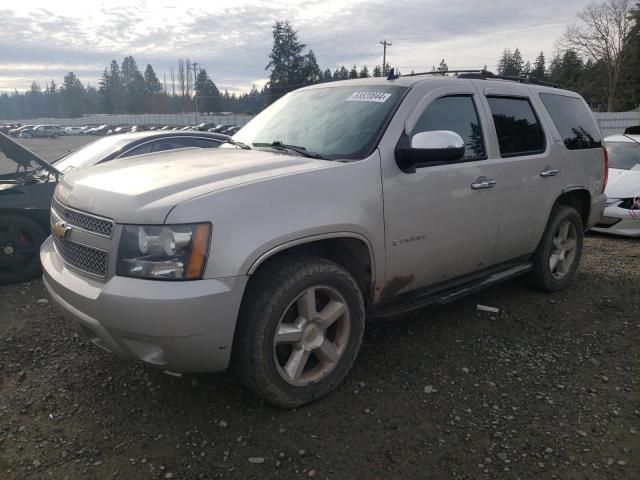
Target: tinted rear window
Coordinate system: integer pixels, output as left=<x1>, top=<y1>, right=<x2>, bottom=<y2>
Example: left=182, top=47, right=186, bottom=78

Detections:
left=540, top=93, right=602, bottom=150
left=487, top=96, right=545, bottom=157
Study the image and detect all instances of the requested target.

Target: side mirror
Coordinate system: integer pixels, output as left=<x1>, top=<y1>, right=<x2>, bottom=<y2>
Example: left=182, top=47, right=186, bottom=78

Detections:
left=396, top=130, right=466, bottom=172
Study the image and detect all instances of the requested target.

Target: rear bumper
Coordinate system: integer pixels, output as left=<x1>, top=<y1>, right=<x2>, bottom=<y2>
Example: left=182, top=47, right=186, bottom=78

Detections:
left=586, top=193, right=607, bottom=230
left=41, top=236, right=248, bottom=373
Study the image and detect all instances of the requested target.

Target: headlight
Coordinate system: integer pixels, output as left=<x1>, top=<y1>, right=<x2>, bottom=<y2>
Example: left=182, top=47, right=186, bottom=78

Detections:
left=117, top=223, right=211, bottom=280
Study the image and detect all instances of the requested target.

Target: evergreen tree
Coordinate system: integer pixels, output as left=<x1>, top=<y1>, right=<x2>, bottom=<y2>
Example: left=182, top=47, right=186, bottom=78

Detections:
left=349, top=65, right=359, bottom=79
left=60, top=72, right=86, bottom=117
left=143, top=64, right=163, bottom=95
left=372, top=65, right=383, bottom=77
left=339, top=65, right=349, bottom=79
left=195, top=68, right=220, bottom=112
left=301, top=50, right=322, bottom=85
left=531, top=51, right=547, bottom=80
left=431, top=59, right=448, bottom=76
left=359, top=65, right=370, bottom=78
left=322, top=68, right=333, bottom=82
left=265, top=20, right=308, bottom=103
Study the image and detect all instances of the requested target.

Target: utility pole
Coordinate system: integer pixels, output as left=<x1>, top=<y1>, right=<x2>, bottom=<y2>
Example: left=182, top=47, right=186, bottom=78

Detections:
left=191, top=61, right=199, bottom=122
left=380, top=40, right=392, bottom=75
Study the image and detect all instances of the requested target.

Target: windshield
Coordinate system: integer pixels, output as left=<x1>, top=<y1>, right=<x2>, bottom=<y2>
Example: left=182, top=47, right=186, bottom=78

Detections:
left=232, top=85, right=407, bottom=159
left=53, top=136, right=132, bottom=172
left=606, top=140, right=640, bottom=170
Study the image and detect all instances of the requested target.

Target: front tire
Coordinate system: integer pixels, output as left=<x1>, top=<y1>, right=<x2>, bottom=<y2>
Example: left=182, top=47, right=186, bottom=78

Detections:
left=0, top=215, right=47, bottom=285
left=527, top=205, right=584, bottom=292
left=233, top=255, right=365, bottom=408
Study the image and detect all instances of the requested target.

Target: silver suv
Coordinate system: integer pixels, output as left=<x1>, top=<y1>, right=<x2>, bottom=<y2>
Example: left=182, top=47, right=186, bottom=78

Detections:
left=41, top=72, right=607, bottom=407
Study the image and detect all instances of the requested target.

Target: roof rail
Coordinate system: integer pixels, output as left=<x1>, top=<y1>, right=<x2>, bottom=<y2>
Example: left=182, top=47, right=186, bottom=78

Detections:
left=386, top=68, right=564, bottom=88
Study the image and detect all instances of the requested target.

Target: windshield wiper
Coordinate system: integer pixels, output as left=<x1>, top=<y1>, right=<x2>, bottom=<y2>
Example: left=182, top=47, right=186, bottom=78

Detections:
left=252, top=141, right=326, bottom=160
left=221, top=138, right=251, bottom=150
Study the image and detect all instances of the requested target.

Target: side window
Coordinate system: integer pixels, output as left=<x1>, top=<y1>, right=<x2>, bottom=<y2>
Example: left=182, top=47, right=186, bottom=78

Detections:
left=184, top=138, right=223, bottom=149
left=539, top=93, right=602, bottom=150
left=151, top=140, right=189, bottom=152
left=120, top=143, right=154, bottom=158
left=486, top=96, right=545, bottom=157
left=412, top=95, right=485, bottom=160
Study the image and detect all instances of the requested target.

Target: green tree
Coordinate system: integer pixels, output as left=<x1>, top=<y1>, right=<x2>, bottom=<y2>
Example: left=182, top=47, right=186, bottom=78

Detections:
left=349, top=64, right=359, bottom=79
left=531, top=51, right=547, bottom=80
left=60, top=72, right=86, bottom=117
left=359, top=65, right=370, bottom=78
left=266, top=21, right=312, bottom=103
left=144, top=64, right=163, bottom=95
left=195, top=68, right=220, bottom=112
left=372, top=65, right=383, bottom=77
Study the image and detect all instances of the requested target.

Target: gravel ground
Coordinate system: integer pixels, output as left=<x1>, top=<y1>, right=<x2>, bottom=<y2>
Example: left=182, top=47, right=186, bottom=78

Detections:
left=1, top=234, right=638, bottom=479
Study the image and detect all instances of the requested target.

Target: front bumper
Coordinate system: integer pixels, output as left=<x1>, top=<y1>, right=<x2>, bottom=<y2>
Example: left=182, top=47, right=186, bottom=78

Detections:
left=590, top=203, right=640, bottom=237
left=41, top=236, right=248, bottom=373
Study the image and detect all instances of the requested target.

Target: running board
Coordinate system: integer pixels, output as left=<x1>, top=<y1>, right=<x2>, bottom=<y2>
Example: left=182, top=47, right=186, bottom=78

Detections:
left=371, top=262, right=533, bottom=318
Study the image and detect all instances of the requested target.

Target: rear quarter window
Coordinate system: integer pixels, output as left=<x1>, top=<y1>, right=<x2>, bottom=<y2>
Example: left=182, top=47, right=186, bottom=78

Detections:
left=539, top=93, right=602, bottom=150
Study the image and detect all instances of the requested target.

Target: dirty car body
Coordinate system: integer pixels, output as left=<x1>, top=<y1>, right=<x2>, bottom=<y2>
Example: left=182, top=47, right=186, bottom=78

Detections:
left=41, top=75, right=607, bottom=406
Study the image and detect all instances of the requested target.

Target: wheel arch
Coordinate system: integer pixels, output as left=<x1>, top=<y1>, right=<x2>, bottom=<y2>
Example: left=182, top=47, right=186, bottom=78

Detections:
left=246, top=233, right=376, bottom=306
left=555, top=187, right=591, bottom=228
left=0, top=208, right=50, bottom=230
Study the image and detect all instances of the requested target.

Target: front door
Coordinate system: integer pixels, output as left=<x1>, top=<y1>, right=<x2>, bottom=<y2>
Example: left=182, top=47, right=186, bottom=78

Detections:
left=380, top=86, right=502, bottom=296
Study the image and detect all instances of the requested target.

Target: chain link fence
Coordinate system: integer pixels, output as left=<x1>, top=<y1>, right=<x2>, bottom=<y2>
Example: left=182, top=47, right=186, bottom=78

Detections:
left=7, top=111, right=640, bottom=138
left=8, top=113, right=255, bottom=128
left=593, top=112, right=640, bottom=138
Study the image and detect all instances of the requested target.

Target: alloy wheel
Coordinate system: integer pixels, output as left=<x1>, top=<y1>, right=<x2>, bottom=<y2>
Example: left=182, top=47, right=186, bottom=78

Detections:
left=273, top=285, right=351, bottom=386
left=549, top=221, right=578, bottom=280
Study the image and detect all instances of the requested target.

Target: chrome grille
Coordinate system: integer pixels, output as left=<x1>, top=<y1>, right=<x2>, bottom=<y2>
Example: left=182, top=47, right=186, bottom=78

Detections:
left=52, top=198, right=114, bottom=237
left=52, top=234, right=108, bottom=277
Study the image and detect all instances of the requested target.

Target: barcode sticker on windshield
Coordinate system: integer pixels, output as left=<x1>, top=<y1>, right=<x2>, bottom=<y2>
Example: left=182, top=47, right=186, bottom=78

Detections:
left=347, top=92, right=392, bottom=103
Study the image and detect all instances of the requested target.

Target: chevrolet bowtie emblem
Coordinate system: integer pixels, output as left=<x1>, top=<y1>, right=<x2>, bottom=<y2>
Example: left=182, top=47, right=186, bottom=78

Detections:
left=53, top=221, right=72, bottom=240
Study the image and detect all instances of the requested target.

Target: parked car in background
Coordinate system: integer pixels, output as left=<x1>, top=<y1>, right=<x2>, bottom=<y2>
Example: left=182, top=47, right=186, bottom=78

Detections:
left=20, top=125, right=63, bottom=138
left=210, top=124, right=236, bottom=133
left=591, top=130, right=640, bottom=237
left=64, top=126, right=86, bottom=135
left=0, top=130, right=230, bottom=284
left=0, top=124, right=20, bottom=134
left=196, top=122, right=217, bottom=131
left=40, top=74, right=607, bottom=407
left=223, top=125, right=241, bottom=135
left=8, top=125, right=35, bottom=137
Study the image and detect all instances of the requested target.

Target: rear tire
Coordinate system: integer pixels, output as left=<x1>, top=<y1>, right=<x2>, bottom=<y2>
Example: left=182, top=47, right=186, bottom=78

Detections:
left=0, top=214, right=47, bottom=285
left=527, top=205, right=583, bottom=292
left=233, top=255, right=365, bottom=408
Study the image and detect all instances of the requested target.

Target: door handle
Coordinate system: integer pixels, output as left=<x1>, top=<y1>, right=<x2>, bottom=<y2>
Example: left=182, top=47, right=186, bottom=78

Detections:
left=540, top=167, right=559, bottom=177
left=471, top=177, right=496, bottom=190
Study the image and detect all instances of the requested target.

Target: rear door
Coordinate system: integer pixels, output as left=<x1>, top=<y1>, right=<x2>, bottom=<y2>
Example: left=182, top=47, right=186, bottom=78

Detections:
left=475, top=85, right=560, bottom=261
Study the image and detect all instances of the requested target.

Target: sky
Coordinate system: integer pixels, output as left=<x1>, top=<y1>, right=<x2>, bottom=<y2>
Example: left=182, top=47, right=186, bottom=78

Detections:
left=0, top=0, right=592, bottom=94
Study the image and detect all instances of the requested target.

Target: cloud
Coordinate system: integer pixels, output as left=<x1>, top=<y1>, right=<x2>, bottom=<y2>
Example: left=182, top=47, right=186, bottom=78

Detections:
left=0, top=0, right=588, bottom=94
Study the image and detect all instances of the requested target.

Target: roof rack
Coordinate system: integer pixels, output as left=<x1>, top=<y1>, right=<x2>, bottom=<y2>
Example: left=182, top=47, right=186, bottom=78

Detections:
left=386, top=68, right=564, bottom=89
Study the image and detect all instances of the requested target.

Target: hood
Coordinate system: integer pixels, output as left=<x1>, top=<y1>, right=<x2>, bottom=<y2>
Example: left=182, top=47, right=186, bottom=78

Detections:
left=55, top=147, right=334, bottom=224
left=0, top=132, right=61, bottom=177
left=605, top=168, right=640, bottom=199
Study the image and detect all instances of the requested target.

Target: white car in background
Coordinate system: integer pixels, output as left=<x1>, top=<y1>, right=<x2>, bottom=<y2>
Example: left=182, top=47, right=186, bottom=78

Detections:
left=591, top=130, right=640, bottom=237
left=64, top=126, right=86, bottom=135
